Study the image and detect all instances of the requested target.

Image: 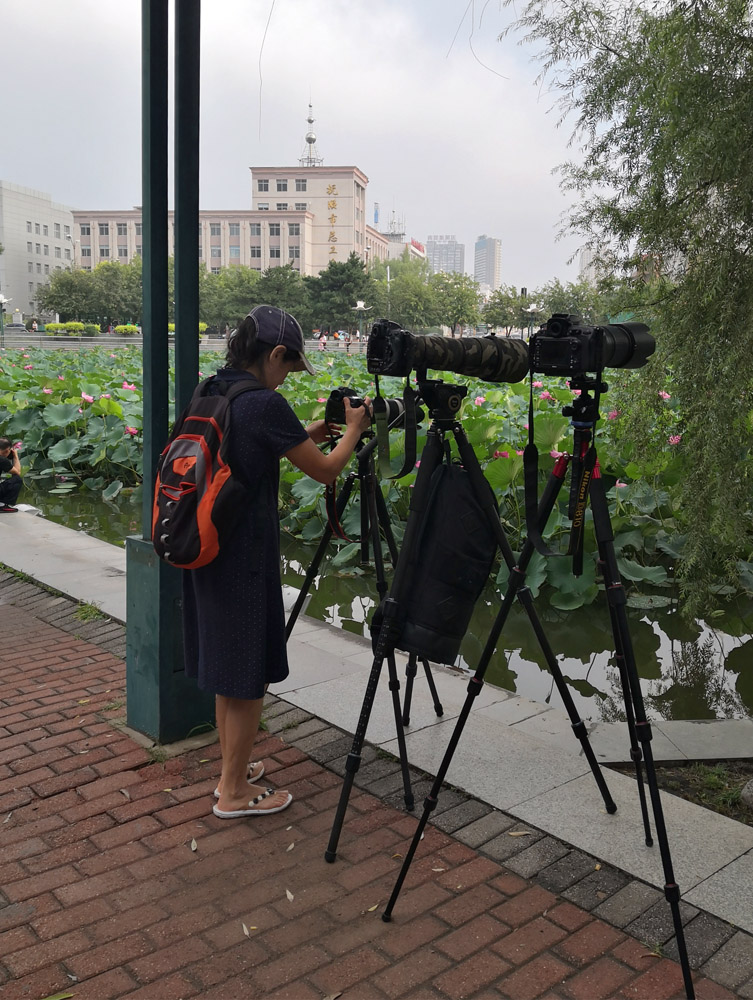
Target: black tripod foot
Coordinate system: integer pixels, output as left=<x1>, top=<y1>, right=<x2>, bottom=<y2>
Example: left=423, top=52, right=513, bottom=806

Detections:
left=324, top=849, right=337, bottom=863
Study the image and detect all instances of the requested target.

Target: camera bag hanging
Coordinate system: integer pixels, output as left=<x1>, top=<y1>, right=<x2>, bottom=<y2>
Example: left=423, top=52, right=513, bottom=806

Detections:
left=372, top=457, right=498, bottom=665
left=372, top=377, right=420, bottom=480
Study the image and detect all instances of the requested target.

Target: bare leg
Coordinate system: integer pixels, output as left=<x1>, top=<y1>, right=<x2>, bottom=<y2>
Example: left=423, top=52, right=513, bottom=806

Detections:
left=215, top=695, right=289, bottom=813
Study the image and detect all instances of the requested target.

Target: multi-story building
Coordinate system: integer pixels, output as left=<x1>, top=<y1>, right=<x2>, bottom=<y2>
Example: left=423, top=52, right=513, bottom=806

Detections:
left=0, top=181, right=75, bottom=320
left=425, top=234, right=465, bottom=275
left=474, top=234, right=502, bottom=293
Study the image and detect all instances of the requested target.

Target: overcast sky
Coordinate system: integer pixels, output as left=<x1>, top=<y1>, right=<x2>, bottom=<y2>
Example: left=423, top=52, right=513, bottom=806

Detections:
left=2, top=0, right=586, bottom=290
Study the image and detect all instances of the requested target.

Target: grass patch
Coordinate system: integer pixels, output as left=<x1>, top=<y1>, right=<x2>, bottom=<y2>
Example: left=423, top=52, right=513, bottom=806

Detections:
left=613, top=760, right=753, bottom=825
left=74, top=601, right=107, bottom=622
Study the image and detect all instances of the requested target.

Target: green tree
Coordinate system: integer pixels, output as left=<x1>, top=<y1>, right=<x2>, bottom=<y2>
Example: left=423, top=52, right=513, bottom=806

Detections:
left=483, top=284, right=521, bottom=334
left=256, top=263, right=310, bottom=327
left=504, top=0, right=753, bottom=612
left=37, top=268, right=96, bottom=322
left=370, top=252, right=436, bottom=330
left=306, top=253, right=375, bottom=331
left=534, top=278, right=603, bottom=325
left=429, top=272, right=480, bottom=335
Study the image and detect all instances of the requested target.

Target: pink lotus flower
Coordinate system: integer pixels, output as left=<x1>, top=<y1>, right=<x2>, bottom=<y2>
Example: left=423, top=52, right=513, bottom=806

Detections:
left=58, top=375, right=64, bottom=380
left=122, top=381, right=136, bottom=390
left=42, top=387, right=53, bottom=394
left=78, top=407, right=83, bottom=413
left=532, top=380, right=543, bottom=388
left=669, top=434, right=682, bottom=445
left=110, top=353, right=117, bottom=358
left=317, top=397, right=327, bottom=403
left=100, top=393, right=111, bottom=399
left=550, top=450, right=563, bottom=458
left=198, top=371, right=204, bottom=378
left=607, top=409, right=620, bottom=420
left=659, top=390, right=671, bottom=400
left=474, top=396, right=486, bottom=405
left=540, top=391, right=555, bottom=401
left=494, top=450, right=509, bottom=459
left=125, top=426, right=138, bottom=436
left=515, top=449, right=524, bottom=456
left=81, top=392, right=94, bottom=403
left=23, top=364, right=33, bottom=370
left=616, top=479, right=628, bottom=488
left=12, top=442, right=22, bottom=451
left=22, top=354, right=29, bottom=358
left=572, top=389, right=581, bottom=396
left=415, top=460, right=421, bottom=468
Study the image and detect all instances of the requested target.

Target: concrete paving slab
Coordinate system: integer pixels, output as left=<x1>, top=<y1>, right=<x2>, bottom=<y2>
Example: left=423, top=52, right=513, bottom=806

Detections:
left=476, top=697, right=555, bottom=727
left=382, top=712, right=592, bottom=812
left=509, top=769, right=753, bottom=893
left=277, top=636, right=374, bottom=691
left=685, top=849, right=753, bottom=935
left=586, top=721, right=689, bottom=764
left=655, top=719, right=753, bottom=761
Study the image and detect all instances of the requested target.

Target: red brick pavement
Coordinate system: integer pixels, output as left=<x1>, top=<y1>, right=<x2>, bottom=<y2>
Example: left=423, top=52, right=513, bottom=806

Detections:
left=0, top=602, right=735, bottom=999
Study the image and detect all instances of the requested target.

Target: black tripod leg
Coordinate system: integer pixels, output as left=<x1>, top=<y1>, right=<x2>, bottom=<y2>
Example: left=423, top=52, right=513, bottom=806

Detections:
left=421, top=658, right=443, bottom=717
left=386, top=651, right=415, bottom=811
left=589, top=475, right=694, bottom=999
left=402, top=653, right=418, bottom=727
left=454, top=432, right=616, bottom=813
left=285, top=471, right=357, bottom=639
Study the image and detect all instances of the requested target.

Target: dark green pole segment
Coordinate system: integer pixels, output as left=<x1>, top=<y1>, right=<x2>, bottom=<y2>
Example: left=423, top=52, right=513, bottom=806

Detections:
left=140, top=0, right=169, bottom=540
left=174, top=0, right=201, bottom=416
left=127, top=0, right=214, bottom=743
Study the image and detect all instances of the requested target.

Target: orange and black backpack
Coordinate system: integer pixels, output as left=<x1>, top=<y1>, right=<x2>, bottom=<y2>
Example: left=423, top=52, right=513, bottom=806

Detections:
left=152, top=374, right=264, bottom=569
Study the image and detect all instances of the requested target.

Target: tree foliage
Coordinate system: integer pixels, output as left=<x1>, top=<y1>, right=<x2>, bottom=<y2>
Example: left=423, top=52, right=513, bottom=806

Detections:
left=504, top=0, right=753, bottom=613
left=429, top=271, right=481, bottom=334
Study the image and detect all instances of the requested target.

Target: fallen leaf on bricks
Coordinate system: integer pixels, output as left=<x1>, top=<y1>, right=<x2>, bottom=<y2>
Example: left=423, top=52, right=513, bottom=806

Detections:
left=367, top=904, right=379, bottom=912
left=242, top=923, right=250, bottom=937
left=286, top=843, right=295, bottom=852
left=323, top=994, right=343, bottom=1000
left=431, top=868, right=446, bottom=872
left=190, top=838, right=198, bottom=852
left=39, top=992, right=76, bottom=1000
left=3, top=813, right=13, bottom=824
left=120, top=789, right=131, bottom=800
left=643, top=950, right=662, bottom=959
left=391, top=854, right=403, bottom=860
left=163, top=788, right=172, bottom=792
left=595, top=864, right=602, bottom=870
left=286, top=889, right=294, bottom=902
left=507, top=830, right=531, bottom=837
left=77, top=699, right=90, bottom=704
left=199, top=758, right=210, bottom=763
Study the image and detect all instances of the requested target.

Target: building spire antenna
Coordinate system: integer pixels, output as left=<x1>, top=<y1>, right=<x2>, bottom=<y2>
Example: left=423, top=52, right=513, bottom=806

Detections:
left=299, top=102, right=324, bottom=167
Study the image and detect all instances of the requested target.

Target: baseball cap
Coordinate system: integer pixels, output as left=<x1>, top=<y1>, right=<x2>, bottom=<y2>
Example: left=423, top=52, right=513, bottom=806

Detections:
left=247, top=304, right=315, bottom=375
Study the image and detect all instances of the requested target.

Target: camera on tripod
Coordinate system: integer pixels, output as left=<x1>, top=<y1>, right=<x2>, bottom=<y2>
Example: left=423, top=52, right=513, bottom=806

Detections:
left=325, top=386, right=416, bottom=429
left=367, top=319, right=529, bottom=384
left=530, top=313, right=655, bottom=376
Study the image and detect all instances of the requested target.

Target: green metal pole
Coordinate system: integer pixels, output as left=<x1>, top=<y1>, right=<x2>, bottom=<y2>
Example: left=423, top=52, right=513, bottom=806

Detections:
left=174, top=0, right=201, bottom=415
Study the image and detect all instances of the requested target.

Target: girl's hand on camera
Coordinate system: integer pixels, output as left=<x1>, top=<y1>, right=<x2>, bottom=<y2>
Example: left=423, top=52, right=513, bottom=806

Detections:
left=344, top=396, right=372, bottom=433
left=306, top=420, right=337, bottom=445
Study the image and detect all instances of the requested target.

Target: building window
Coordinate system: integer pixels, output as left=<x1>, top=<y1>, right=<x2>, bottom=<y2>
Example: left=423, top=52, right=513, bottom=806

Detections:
left=258, top=203, right=269, bottom=211
left=80, top=223, right=91, bottom=236
left=269, top=223, right=280, bottom=236
left=118, top=247, right=128, bottom=257
left=44, top=245, right=49, bottom=256
left=29, top=282, right=34, bottom=293
left=81, top=247, right=91, bottom=257
left=210, top=247, right=222, bottom=258
left=228, top=223, right=240, bottom=236
left=35, top=243, right=41, bottom=254
left=44, top=264, right=49, bottom=274
left=64, top=225, right=71, bottom=237
left=276, top=179, right=288, bottom=192
left=295, top=179, right=307, bottom=192
left=55, top=246, right=62, bottom=258
left=209, top=223, right=221, bottom=237
left=27, top=241, right=33, bottom=252
left=35, top=223, right=40, bottom=235
left=250, top=223, right=261, bottom=236
left=257, top=179, right=269, bottom=192
left=64, top=248, right=71, bottom=260
left=250, top=246, right=261, bottom=258
left=211, top=266, right=221, bottom=274
left=276, top=203, right=288, bottom=211
left=289, top=247, right=300, bottom=259
left=100, top=247, right=109, bottom=258
left=117, top=223, right=128, bottom=236
left=269, top=247, right=281, bottom=258
left=26, top=221, right=32, bottom=233
left=36, top=263, right=42, bottom=273
left=135, top=246, right=142, bottom=256
left=229, top=246, right=240, bottom=258
left=54, top=223, right=61, bottom=238
left=288, top=223, right=300, bottom=237
left=28, top=262, right=33, bottom=272
left=295, top=202, right=307, bottom=211
left=135, top=223, right=142, bottom=236
left=99, top=223, right=109, bottom=236
left=43, top=224, right=49, bottom=236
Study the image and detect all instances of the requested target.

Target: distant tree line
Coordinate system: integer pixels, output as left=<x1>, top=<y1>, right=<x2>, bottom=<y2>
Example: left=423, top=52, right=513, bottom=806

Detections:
left=36, top=249, right=625, bottom=338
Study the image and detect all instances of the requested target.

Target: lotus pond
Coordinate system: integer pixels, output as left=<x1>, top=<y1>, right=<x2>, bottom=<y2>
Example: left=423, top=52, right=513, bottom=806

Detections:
left=3, top=345, right=752, bottom=724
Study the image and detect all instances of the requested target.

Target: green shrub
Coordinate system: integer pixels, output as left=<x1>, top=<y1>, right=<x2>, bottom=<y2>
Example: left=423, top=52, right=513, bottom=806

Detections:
left=168, top=323, right=208, bottom=336
left=44, top=323, right=63, bottom=336
left=114, top=324, right=140, bottom=336
left=84, top=324, right=101, bottom=336
left=64, top=322, right=85, bottom=337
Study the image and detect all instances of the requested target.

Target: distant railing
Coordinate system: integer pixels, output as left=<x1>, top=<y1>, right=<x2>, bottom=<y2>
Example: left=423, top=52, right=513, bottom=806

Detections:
left=0, top=333, right=369, bottom=355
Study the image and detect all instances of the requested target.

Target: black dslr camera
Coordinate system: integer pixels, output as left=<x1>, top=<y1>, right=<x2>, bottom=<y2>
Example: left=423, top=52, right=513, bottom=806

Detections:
left=530, top=314, right=655, bottom=376
left=325, top=386, right=419, bottom=429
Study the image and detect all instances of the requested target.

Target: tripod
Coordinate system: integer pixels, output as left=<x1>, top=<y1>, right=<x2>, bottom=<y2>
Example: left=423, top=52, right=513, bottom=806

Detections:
left=379, top=375, right=694, bottom=999
left=285, top=427, right=443, bottom=811
left=325, top=377, right=616, bottom=863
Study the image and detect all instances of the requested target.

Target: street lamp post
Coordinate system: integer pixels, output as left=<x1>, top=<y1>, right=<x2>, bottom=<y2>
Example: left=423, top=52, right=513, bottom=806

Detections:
left=0, top=295, right=11, bottom=349
left=352, top=299, right=372, bottom=348
left=524, top=303, right=540, bottom=341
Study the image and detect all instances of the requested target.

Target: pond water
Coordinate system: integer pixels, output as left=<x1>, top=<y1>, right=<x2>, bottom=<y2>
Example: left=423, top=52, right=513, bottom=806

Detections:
left=19, top=482, right=753, bottom=725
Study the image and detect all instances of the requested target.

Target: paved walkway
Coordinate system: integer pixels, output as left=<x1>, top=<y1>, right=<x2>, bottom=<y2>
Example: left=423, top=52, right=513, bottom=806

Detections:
left=1, top=513, right=753, bottom=997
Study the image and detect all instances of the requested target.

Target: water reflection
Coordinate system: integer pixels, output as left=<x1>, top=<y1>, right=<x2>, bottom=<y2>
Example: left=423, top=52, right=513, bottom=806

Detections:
left=21, top=484, right=752, bottom=723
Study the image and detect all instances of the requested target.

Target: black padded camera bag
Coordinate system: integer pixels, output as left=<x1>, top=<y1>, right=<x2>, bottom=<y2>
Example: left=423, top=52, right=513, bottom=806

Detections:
left=395, top=462, right=497, bottom=664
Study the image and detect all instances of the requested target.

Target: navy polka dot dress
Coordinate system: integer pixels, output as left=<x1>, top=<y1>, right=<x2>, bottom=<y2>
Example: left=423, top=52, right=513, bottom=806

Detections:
left=183, top=369, right=309, bottom=700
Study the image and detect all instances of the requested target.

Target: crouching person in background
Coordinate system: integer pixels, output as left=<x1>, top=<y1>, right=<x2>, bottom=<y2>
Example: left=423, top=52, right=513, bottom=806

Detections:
left=0, top=437, right=23, bottom=513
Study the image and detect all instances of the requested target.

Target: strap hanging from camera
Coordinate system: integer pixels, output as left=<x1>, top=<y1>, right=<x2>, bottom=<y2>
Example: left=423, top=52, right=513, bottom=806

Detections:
left=523, top=369, right=561, bottom=557
left=373, top=376, right=421, bottom=480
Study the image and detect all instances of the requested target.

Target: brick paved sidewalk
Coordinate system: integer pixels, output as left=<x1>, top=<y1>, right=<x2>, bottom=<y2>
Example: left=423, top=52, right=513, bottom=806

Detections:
left=0, top=572, right=749, bottom=1000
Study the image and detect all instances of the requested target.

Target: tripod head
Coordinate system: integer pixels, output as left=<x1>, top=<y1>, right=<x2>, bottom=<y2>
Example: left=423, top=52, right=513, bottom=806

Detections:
left=416, top=372, right=467, bottom=424
left=562, top=374, right=609, bottom=428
